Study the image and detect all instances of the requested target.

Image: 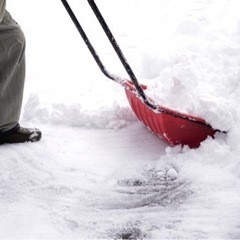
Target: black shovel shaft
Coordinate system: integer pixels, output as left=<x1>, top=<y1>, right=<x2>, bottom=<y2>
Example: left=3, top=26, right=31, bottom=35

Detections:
left=87, top=0, right=156, bottom=109
left=60, top=0, right=157, bottom=110
left=60, top=0, right=115, bottom=81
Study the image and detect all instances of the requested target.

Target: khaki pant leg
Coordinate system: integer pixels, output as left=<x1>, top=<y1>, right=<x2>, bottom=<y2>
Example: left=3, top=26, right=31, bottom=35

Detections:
left=0, top=11, right=26, bottom=132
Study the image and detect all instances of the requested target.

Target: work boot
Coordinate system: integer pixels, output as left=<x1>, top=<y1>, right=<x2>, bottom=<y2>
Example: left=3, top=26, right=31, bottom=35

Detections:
left=0, top=123, right=42, bottom=145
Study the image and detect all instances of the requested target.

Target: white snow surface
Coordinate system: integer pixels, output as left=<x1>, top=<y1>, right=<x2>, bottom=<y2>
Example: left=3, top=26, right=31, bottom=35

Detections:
left=1, top=0, right=240, bottom=239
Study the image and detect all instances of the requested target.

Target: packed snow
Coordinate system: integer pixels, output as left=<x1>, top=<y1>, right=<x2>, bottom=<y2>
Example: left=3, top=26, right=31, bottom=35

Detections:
left=1, top=0, right=240, bottom=239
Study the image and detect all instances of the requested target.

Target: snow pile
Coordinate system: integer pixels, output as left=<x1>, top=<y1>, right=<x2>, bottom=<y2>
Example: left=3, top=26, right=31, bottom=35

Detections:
left=22, top=93, right=136, bottom=129
left=139, top=0, right=240, bottom=131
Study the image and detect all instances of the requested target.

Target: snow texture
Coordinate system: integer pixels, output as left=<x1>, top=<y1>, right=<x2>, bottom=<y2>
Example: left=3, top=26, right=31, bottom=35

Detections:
left=1, top=0, right=240, bottom=239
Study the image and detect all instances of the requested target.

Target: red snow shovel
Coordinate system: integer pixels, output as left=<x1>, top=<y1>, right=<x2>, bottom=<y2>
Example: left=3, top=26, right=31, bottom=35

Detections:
left=61, top=0, right=216, bottom=148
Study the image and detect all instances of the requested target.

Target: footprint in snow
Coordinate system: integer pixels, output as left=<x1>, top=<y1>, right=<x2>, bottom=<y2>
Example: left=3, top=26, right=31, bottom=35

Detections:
left=114, top=167, right=192, bottom=209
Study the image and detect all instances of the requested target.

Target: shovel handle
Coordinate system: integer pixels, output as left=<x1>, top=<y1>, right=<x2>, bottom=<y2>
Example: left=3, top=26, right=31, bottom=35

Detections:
left=61, top=0, right=157, bottom=110
left=60, top=0, right=116, bottom=82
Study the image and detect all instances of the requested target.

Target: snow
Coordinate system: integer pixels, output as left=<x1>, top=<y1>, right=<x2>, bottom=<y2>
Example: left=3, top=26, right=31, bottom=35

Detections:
left=1, top=0, right=240, bottom=239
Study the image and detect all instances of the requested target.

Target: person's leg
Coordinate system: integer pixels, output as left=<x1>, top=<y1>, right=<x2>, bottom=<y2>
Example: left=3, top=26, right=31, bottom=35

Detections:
left=0, top=11, right=41, bottom=144
left=0, top=11, right=26, bottom=132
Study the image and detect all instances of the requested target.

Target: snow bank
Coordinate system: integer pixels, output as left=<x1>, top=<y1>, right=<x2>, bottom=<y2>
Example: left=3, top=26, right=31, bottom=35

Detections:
left=22, top=93, right=136, bottom=130
left=139, top=0, right=240, bottom=131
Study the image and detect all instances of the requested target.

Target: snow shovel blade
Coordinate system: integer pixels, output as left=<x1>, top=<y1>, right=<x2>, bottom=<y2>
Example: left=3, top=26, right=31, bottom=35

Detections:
left=124, top=81, right=216, bottom=148
left=61, top=0, right=217, bottom=148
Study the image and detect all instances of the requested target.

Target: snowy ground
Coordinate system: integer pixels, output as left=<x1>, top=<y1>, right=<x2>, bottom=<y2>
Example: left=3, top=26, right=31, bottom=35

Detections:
left=1, top=0, right=240, bottom=239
